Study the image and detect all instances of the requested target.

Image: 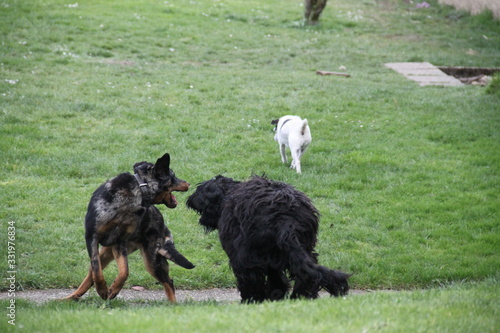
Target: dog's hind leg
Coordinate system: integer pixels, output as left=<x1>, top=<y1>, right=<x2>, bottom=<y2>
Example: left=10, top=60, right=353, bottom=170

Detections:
left=88, top=237, right=109, bottom=300
left=265, top=269, right=289, bottom=301
left=280, top=144, right=287, bottom=164
left=290, top=148, right=302, bottom=173
left=107, top=243, right=129, bottom=300
left=63, top=246, right=115, bottom=300
left=276, top=226, right=321, bottom=298
left=289, top=253, right=321, bottom=299
left=63, top=267, right=94, bottom=301
left=290, top=270, right=320, bottom=299
left=234, top=267, right=267, bottom=303
left=141, top=247, right=177, bottom=302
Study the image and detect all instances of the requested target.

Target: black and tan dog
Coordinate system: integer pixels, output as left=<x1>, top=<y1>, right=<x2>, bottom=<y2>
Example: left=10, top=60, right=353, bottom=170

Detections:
left=64, top=153, right=194, bottom=302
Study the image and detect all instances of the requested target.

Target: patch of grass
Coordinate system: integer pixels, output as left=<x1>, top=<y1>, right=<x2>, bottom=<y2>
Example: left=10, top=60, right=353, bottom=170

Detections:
left=0, top=0, right=499, bottom=296
left=1, top=279, right=498, bottom=332
left=485, top=73, right=500, bottom=95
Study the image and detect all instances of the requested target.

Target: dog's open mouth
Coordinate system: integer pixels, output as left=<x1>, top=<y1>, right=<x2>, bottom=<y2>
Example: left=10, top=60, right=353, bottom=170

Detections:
left=161, top=182, right=190, bottom=209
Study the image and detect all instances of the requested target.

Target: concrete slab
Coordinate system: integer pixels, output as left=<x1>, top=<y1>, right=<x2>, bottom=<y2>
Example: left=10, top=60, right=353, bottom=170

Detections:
left=385, top=62, right=463, bottom=86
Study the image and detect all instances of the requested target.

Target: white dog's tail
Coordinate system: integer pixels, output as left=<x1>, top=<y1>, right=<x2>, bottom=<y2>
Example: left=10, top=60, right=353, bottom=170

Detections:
left=301, top=119, right=308, bottom=135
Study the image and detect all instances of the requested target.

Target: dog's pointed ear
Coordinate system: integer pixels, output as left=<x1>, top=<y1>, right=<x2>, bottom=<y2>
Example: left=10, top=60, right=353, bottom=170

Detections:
left=154, top=153, right=171, bottom=177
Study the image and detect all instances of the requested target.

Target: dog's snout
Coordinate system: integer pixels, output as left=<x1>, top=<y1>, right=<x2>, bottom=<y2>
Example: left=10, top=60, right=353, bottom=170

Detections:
left=175, top=180, right=190, bottom=192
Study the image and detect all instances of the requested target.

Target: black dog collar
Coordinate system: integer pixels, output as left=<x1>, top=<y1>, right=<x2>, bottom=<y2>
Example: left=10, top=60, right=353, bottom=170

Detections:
left=134, top=173, right=152, bottom=208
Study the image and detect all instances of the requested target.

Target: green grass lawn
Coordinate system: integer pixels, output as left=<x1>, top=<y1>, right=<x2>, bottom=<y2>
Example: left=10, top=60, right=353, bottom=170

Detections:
left=1, top=279, right=498, bottom=332
left=0, top=0, right=499, bottom=330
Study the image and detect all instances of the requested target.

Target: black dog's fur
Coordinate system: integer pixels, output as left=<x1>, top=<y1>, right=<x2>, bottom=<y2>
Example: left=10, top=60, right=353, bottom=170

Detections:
left=65, top=153, right=194, bottom=302
left=187, top=175, right=349, bottom=303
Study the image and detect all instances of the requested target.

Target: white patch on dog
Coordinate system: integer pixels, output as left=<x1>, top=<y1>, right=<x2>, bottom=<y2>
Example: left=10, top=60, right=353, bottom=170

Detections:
left=272, top=115, right=312, bottom=174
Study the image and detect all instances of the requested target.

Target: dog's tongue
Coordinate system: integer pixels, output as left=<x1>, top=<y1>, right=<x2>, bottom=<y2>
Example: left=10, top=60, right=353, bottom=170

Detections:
left=164, top=193, right=179, bottom=208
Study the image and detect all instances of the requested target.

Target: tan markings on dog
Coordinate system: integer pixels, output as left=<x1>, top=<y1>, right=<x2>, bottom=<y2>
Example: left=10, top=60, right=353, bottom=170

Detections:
left=173, top=181, right=190, bottom=192
left=92, top=259, right=108, bottom=299
left=157, top=248, right=173, bottom=260
left=126, top=223, right=136, bottom=234
left=63, top=267, right=93, bottom=300
left=162, top=282, right=176, bottom=302
left=64, top=247, right=116, bottom=300
left=108, top=246, right=129, bottom=299
left=65, top=246, right=118, bottom=300
left=95, top=217, right=138, bottom=237
left=157, top=235, right=173, bottom=258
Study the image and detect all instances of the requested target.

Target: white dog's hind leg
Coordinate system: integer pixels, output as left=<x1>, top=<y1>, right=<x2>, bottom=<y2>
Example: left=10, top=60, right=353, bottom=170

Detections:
left=280, top=144, right=287, bottom=164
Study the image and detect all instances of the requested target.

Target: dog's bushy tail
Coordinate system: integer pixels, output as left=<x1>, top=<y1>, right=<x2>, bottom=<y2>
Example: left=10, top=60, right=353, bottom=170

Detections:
left=277, top=227, right=349, bottom=298
left=316, top=265, right=350, bottom=297
left=158, top=242, right=195, bottom=269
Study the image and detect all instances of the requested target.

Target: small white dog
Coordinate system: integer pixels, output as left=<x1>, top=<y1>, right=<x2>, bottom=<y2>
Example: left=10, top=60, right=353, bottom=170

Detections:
left=271, top=115, right=312, bottom=174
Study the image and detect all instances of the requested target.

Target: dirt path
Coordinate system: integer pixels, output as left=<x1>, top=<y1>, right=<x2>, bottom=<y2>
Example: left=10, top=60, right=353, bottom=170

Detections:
left=0, top=288, right=368, bottom=304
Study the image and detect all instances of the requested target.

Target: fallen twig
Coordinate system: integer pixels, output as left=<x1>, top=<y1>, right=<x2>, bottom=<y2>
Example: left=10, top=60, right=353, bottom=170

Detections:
left=459, top=74, right=486, bottom=84
left=316, top=70, right=351, bottom=77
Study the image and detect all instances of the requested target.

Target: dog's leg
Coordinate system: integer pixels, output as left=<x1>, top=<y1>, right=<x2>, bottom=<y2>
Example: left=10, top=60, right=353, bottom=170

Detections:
left=280, top=144, right=287, bottom=164
left=234, top=267, right=267, bottom=303
left=291, top=272, right=319, bottom=299
left=89, top=237, right=109, bottom=300
left=141, top=247, right=177, bottom=302
left=266, top=269, right=289, bottom=301
left=290, top=255, right=321, bottom=299
left=64, top=267, right=94, bottom=301
left=275, top=225, right=320, bottom=299
left=63, top=247, right=115, bottom=300
left=291, top=148, right=302, bottom=173
left=107, top=243, right=129, bottom=300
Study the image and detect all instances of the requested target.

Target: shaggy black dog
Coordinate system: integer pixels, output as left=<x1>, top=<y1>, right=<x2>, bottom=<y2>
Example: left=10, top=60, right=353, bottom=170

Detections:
left=187, top=175, right=350, bottom=303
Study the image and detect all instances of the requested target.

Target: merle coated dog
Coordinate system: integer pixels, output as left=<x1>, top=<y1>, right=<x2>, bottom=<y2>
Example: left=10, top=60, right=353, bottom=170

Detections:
left=186, top=175, right=349, bottom=303
left=64, top=153, right=194, bottom=302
